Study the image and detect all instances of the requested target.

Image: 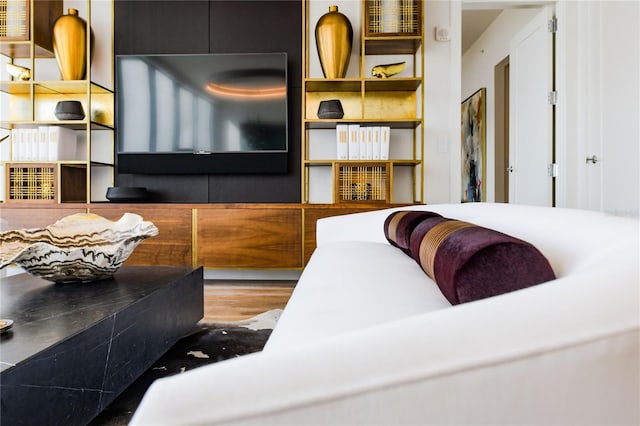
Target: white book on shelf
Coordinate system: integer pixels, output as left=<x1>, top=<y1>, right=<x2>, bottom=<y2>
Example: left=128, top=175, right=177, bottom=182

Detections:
left=48, top=126, right=78, bottom=161
left=365, top=127, right=374, bottom=160
left=17, top=129, right=26, bottom=161
left=359, top=127, right=367, bottom=160
left=23, top=129, right=32, bottom=161
left=48, top=127, right=59, bottom=161
left=380, top=126, right=390, bottom=160
left=32, top=128, right=40, bottom=161
left=372, top=126, right=381, bottom=160
left=348, top=124, right=360, bottom=160
left=11, top=129, right=19, bottom=161
left=38, top=126, right=49, bottom=161
left=27, top=127, right=38, bottom=161
left=17, top=129, right=25, bottom=161
left=336, top=124, right=349, bottom=160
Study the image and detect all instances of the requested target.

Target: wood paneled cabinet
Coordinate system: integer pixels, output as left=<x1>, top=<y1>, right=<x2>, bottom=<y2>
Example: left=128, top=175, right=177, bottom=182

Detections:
left=195, top=207, right=302, bottom=269
left=0, top=203, right=396, bottom=270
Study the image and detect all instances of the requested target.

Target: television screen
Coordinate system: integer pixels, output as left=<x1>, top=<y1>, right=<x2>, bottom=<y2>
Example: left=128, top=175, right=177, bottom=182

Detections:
left=115, top=52, right=288, bottom=174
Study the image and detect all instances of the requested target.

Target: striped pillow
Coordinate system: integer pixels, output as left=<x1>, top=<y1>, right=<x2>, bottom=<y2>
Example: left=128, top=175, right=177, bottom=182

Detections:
left=383, top=211, right=443, bottom=254
left=386, top=211, right=556, bottom=305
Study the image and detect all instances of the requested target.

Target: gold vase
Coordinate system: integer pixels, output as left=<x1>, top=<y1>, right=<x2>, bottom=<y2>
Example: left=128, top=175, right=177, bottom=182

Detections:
left=52, top=8, right=92, bottom=80
left=315, top=5, right=353, bottom=79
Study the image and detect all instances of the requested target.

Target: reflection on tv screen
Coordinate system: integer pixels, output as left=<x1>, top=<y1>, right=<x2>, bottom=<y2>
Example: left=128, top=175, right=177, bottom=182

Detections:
left=116, top=53, right=288, bottom=154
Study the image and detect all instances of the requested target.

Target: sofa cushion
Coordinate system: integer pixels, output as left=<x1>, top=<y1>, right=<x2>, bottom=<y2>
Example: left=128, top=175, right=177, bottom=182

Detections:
left=383, top=210, right=443, bottom=254
left=264, top=241, right=451, bottom=350
left=385, top=211, right=556, bottom=305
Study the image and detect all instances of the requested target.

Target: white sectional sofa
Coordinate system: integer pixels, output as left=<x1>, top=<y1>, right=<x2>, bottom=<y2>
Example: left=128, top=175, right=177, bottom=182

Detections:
left=131, top=203, right=639, bottom=425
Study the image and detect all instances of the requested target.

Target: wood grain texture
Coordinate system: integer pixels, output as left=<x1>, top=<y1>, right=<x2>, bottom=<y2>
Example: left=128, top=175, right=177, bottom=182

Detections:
left=202, top=281, right=295, bottom=322
left=196, top=207, right=302, bottom=269
left=89, top=205, right=193, bottom=266
left=0, top=207, right=87, bottom=230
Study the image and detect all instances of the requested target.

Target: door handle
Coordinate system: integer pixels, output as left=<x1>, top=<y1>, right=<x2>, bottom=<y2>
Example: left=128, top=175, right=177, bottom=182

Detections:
left=507, top=166, right=514, bottom=173
left=586, top=155, right=598, bottom=164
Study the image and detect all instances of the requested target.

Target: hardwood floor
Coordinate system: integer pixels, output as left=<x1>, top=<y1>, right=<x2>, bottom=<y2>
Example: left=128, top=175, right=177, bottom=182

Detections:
left=202, top=280, right=295, bottom=322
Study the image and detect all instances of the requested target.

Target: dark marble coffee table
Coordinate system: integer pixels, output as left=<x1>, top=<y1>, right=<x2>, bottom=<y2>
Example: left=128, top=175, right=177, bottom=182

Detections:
left=0, top=265, right=203, bottom=426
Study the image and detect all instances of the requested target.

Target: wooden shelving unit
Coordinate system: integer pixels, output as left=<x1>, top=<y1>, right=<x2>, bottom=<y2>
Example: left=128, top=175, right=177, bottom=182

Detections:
left=301, top=0, right=424, bottom=204
left=0, top=0, right=114, bottom=204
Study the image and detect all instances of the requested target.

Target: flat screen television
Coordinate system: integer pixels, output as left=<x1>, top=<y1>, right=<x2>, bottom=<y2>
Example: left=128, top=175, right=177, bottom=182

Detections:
left=115, top=52, right=288, bottom=174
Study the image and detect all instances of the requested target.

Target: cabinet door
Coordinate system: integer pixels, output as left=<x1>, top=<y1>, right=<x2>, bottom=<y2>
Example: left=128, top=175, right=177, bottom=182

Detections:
left=196, top=207, right=302, bottom=269
left=303, top=205, right=393, bottom=264
left=90, top=206, right=193, bottom=266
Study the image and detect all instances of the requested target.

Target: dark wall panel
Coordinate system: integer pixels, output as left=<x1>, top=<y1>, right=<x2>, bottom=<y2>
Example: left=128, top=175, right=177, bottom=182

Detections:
left=114, top=1, right=210, bottom=54
left=113, top=0, right=302, bottom=203
left=209, top=0, right=302, bottom=87
left=116, top=174, right=210, bottom=203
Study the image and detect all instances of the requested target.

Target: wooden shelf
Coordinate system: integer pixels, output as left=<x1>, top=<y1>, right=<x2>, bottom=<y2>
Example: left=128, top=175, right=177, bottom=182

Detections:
left=305, top=118, right=421, bottom=129
left=304, top=159, right=420, bottom=166
left=0, top=41, right=55, bottom=58
left=305, top=77, right=422, bottom=93
left=34, top=80, right=113, bottom=95
left=0, top=120, right=115, bottom=131
left=364, top=77, right=422, bottom=92
left=363, top=36, right=422, bottom=55
left=305, top=79, right=362, bottom=92
left=0, top=81, right=32, bottom=94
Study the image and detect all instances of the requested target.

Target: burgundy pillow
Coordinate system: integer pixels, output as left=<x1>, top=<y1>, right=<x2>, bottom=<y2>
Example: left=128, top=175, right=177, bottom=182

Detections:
left=383, top=210, right=443, bottom=254
left=387, top=211, right=556, bottom=305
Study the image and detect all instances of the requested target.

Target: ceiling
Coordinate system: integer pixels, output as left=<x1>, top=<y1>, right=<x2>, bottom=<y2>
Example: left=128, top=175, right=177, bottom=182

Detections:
left=462, top=9, right=502, bottom=54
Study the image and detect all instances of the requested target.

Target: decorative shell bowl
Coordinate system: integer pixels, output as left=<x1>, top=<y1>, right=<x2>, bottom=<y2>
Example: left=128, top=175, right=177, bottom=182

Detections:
left=0, top=213, right=158, bottom=283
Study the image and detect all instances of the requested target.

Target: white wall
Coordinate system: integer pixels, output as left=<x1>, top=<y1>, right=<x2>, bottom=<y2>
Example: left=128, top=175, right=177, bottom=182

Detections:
left=424, top=0, right=461, bottom=204
left=461, top=8, right=539, bottom=202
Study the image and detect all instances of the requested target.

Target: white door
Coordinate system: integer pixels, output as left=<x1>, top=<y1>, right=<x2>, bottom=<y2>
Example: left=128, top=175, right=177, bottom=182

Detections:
left=583, top=1, right=639, bottom=216
left=508, top=7, right=554, bottom=206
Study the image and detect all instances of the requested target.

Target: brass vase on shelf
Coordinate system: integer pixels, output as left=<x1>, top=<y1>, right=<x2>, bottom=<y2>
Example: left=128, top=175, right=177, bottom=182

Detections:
left=52, top=8, right=93, bottom=80
left=315, top=5, right=353, bottom=79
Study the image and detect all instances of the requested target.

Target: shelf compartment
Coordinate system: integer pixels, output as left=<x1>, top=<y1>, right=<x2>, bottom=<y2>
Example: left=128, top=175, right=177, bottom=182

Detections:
left=305, top=91, right=362, bottom=121
left=34, top=91, right=114, bottom=127
left=364, top=0, right=422, bottom=38
left=90, top=164, right=113, bottom=202
left=5, top=162, right=57, bottom=203
left=1, top=88, right=33, bottom=125
left=364, top=90, right=417, bottom=120
left=59, top=163, right=87, bottom=203
left=0, top=0, right=62, bottom=58
left=334, top=161, right=391, bottom=204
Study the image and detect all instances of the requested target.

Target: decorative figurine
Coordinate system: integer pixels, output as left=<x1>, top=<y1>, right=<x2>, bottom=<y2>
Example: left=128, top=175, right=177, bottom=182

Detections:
left=371, top=61, right=406, bottom=78
left=6, top=63, right=31, bottom=81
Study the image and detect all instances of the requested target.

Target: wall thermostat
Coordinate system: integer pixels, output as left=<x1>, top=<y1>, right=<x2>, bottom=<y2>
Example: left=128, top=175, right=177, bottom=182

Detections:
left=435, top=26, right=450, bottom=42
